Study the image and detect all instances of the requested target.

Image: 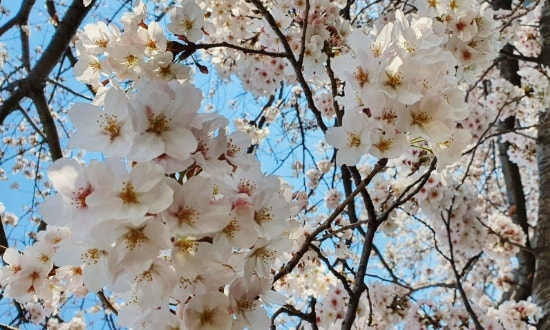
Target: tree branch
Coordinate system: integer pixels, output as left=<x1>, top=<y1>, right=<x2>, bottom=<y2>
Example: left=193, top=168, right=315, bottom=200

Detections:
left=274, top=158, right=387, bottom=283
left=0, top=0, right=36, bottom=37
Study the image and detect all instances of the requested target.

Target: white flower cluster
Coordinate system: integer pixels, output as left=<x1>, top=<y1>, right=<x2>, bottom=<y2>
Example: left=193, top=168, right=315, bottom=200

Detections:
left=234, top=118, right=270, bottom=145
left=201, top=0, right=350, bottom=96
left=0, top=201, right=18, bottom=226
left=326, top=1, right=501, bottom=168
left=1, top=2, right=300, bottom=329
left=74, top=1, right=191, bottom=87
left=485, top=212, right=527, bottom=261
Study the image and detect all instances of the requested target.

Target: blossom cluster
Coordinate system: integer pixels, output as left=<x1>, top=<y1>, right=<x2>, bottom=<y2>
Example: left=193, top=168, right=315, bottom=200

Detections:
left=1, top=2, right=300, bottom=329
left=74, top=0, right=192, bottom=87
left=201, top=0, right=350, bottom=96
left=326, top=1, right=501, bottom=167
left=0, top=0, right=544, bottom=328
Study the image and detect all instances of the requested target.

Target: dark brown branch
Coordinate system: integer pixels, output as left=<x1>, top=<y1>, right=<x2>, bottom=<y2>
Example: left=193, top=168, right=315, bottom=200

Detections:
left=0, top=86, right=26, bottom=124
left=0, top=0, right=36, bottom=37
left=0, top=323, right=19, bottom=330
left=297, top=0, right=310, bottom=66
left=20, top=25, right=31, bottom=72
left=442, top=205, right=484, bottom=330
left=378, top=157, right=438, bottom=223
left=495, top=33, right=534, bottom=302
left=309, top=243, right=353, bottom=296
left=270, top=299, right=318, bottom=330
left=0, top=0, right=95, bottom=161
left=28, top=88, right=62, bottom=161
left=193, top=41, right=288, bottom=58
left=0, top=0, right=96, bottom=125
left=340, top=0, right=355, bottom=20
left=249, top=0, right=328, bottom=132
left=0, top=214, right=8, bottom=257
left=274, top=158, right=387, bottom=283
left=30, top=0, right=95, bottom=83
left=98, top=290, right=118, bottom=316
left=499, top=49, right=541, bottom=64
left=341, top=218, right=378, bottom=329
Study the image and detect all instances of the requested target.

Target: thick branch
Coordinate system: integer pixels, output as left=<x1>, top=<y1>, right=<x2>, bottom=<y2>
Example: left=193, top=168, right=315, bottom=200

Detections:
left=534, top=1, right=550, bottom=323
left=498, top=115, right=535, bottom=302
left=493, top=0, right=535, bottom=301
left=499, top=49, right=541, bottom=64
left=341, top=221, right=378, bottom=330
left=0, top=87, right=26, bottom=124
left=30, top=0, right=95, bottom=83
left=540, top=0, right=550, bottom=67
left=0, top=214, right=8, bottom=256
left=29, top=88, right=62, bottom=161
left=0, top=0, right=95, bottom=150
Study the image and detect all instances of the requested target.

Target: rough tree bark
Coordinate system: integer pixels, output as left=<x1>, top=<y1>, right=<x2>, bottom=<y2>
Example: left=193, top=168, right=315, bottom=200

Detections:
left=492, top=0, right=535, bottom=303
left=533, top=1, right=550, bottom=328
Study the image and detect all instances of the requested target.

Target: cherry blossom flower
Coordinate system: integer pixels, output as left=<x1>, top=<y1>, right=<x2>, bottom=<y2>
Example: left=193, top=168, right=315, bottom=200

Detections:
left=223, top=131, right=254, bottom=169
left=190, top=115, right=234, bottom=174
left=325, top=111, right=372, bottom=166
left=77, top=22, right=119, bottom=55
left=252, top=190, right=291, bottom=239
left=73, top=51, right=111, bottom=86
left=144, top=51, right=190, bottom=81
left=228, top=275, right=272, bottom=329
left=168, top=0, right=205, bottom=43
left=39, top=159, right=102, bottom=236
left=127, top=80, right=201, bottom=165
left=113, top=258, right=177, bottom=309
left=91, top=216, right=171, bottom=277
left=369, top=127, right=409, bottom=159
left=107, top=44, right=144, bottom=81
left=53, top=238, right=111, bottom=293
left=332, top=31, right=386, bottom=110
left=85, top=160, right=173, bottom=220
left=485, top=213, right=526, bottom=260
left=1, top=245, right=53, bottom=303
left=135, top=22, right=167, bottom=56
left=325, top=189, right=342, bottom=209
left=171, top=237, right=230, bottom=279
left=398, top=95, right=454, bottom=143
left=163, top=177, right=232, bottom=238
left=69, top=87, right=133, bottom=156
left=183, top=293, right=233, bottom=330
left=378, top=55, right=422, bottom=105
left=119, top=0, right=146, bottom=33
left=213, top=210, right=259, bottom=249
left=245, top=237, right=290, bottom=279
left=433, top=128, right=472, bottom=168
